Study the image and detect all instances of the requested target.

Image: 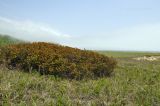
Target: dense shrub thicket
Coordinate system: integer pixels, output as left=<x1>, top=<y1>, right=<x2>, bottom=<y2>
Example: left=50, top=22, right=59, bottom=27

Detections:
left=0, top=42, right=117, bottom=79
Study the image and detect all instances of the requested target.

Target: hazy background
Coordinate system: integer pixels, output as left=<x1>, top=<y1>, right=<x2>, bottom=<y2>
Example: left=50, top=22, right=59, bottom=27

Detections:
left=0, top=0, right=160, bottom=51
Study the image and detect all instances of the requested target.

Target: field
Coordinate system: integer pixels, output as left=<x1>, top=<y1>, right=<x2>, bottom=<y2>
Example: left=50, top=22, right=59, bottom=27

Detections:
left=98, top=51, right=160, bottom=58
left=0, top=51, right=160, bottom=106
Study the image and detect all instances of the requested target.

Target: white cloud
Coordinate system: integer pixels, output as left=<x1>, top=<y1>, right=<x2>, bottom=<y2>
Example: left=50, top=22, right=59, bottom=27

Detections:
left=0, top=16, right=71, bottom=43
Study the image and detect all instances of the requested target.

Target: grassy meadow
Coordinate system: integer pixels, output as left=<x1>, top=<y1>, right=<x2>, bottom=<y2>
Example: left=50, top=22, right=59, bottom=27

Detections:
left=98, top=51, right=160, bottom=58
left=1, top=51, right=160, bottom=106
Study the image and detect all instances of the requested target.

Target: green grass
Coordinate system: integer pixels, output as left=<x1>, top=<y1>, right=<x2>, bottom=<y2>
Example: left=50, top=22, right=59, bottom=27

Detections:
left=98, top=51, right=160, bottom=58
left=0, top=51, right=160, bottom=105
left=0, top=34, right=22, bottom=46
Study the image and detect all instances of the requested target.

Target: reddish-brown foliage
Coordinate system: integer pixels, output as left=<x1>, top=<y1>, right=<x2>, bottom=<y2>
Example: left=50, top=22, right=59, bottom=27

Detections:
left=0, top=42, right=117, bottom=79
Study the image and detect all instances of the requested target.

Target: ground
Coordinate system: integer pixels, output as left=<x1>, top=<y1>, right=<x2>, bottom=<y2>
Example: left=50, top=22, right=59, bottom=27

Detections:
left=0, top=51, right=160, bottom=106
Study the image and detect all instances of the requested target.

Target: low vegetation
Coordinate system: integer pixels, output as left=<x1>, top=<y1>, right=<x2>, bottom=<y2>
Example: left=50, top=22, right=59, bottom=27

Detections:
left=0, top=35, right=160, bottom=105
left=0, top=52, right=160, bottom=105
left=98, top=51, right=160, bottom=58
left=0, top=34, right=22, bottom=46
left=0, top=42, right=117, bottom=79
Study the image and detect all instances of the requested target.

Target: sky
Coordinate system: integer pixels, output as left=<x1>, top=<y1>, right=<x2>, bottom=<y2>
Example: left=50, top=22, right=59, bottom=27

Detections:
left=0, top=0, right=160, bottom=51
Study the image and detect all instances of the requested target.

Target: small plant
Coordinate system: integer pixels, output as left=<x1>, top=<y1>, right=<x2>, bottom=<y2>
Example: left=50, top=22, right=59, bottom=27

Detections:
left=0, top=42, right=117, bottom=79
left=145, top=55, right=151, bottom=57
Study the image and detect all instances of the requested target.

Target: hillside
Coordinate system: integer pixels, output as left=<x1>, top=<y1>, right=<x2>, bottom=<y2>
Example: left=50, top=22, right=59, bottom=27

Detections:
left=0, top=34, right=22, bottom=46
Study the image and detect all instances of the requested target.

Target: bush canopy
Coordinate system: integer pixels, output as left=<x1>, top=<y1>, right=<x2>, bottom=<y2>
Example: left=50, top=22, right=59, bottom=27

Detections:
left=0, top=42, right=117, bottom=79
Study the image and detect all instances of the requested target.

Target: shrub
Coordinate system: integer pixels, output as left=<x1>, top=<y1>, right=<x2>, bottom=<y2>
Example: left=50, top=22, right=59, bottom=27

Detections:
left=0, top=47, right=3, bottom=64
left=0, top=42, right=117, bottom=79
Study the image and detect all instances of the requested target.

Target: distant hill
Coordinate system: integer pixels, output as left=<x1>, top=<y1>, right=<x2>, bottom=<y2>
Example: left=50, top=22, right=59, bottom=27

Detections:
left=0, top=34, right=23, bottom=46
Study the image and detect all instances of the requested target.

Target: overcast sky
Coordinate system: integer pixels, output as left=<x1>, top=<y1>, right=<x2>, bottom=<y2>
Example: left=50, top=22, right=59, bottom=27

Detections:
left=0, top=0, right=160, bottom=51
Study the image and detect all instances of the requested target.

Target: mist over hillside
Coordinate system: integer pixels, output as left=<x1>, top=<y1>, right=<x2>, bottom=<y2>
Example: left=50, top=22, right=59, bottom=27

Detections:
left=0, top=34, right=23, bottom=45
